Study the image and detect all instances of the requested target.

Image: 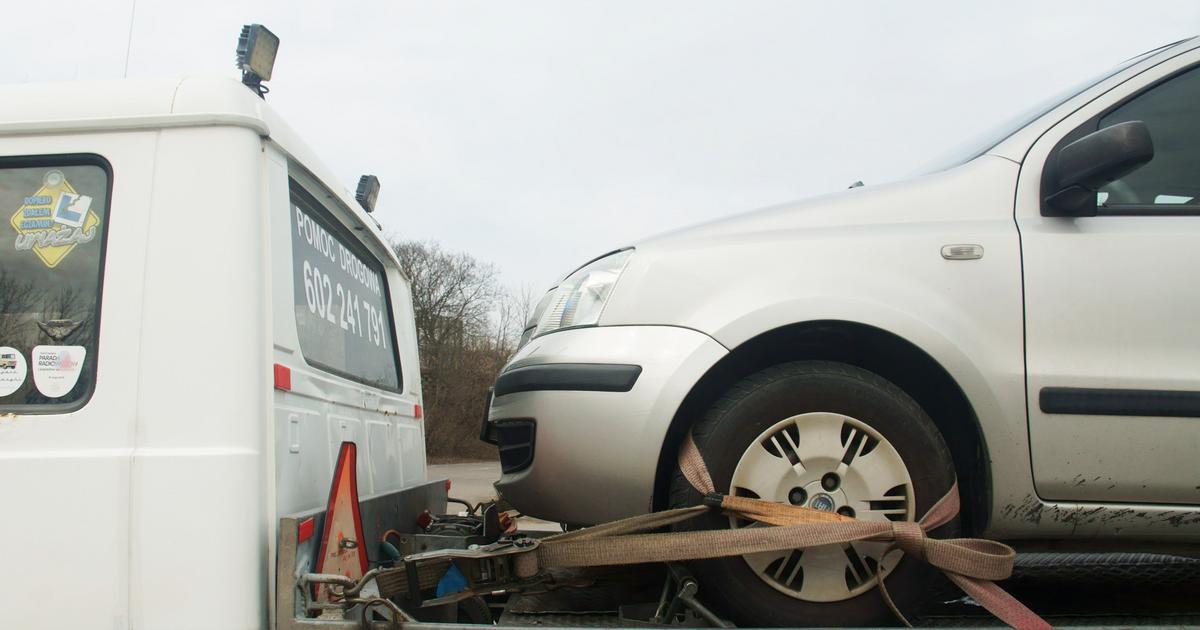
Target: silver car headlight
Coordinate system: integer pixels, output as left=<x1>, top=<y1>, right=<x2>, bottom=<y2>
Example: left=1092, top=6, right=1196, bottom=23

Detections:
left=529, top=249, right=633, bottom=339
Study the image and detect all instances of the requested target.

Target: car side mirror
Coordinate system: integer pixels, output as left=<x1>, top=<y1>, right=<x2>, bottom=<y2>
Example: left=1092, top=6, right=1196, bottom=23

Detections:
left=1042, top=120, right=1154, bottom=217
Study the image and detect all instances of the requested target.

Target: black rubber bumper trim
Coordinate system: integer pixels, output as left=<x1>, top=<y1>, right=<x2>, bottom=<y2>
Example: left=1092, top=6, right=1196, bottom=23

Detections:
left=1040, top=386, right=1200, bottom=418
left=493, top=363, right=642, bottom=397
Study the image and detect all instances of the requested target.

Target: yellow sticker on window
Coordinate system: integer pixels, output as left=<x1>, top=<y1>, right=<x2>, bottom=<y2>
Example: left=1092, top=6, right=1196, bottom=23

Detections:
left=9, top=170, right=101, bottom=268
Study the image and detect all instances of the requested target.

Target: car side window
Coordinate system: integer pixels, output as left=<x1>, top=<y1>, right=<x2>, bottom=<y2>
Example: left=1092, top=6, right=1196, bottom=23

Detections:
left=1096, top=66, right=1200, bottom=211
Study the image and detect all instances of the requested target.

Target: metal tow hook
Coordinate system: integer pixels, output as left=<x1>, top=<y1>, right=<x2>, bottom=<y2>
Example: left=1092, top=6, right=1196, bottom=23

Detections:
left=653, top=563, right=735, bottom=628
left=300, top=569, right=417, bottom=625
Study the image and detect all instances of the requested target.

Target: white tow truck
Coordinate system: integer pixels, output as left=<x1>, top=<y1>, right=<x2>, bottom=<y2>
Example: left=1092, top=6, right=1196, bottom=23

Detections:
left=0, top=26, right=444, bottom=630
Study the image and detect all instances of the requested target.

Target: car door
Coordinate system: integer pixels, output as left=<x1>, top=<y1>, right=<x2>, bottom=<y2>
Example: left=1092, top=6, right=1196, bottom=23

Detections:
left=1015, top=52, right=1200, bottom=505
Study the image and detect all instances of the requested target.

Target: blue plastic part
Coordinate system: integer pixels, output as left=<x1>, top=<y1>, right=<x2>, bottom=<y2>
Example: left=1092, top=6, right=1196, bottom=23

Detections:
left=436, top=563, right=468, bottom=598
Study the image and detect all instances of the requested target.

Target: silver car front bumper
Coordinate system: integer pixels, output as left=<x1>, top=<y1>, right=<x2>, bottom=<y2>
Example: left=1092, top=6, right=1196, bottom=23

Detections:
left=486, top=325, right=727, bottom=525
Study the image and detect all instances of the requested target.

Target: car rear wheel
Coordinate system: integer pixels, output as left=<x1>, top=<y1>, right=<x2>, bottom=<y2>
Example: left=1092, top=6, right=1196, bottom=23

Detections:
left=669, top=361, right=958, bottom=627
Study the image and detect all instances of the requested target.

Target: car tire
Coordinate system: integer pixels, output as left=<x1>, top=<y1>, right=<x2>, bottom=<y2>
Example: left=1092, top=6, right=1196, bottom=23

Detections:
left=669, top=361, right=959, bottom=627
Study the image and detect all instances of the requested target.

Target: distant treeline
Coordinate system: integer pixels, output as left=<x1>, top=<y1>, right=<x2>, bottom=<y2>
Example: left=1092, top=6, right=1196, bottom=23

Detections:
left=394, top=240, right=533, bottom=462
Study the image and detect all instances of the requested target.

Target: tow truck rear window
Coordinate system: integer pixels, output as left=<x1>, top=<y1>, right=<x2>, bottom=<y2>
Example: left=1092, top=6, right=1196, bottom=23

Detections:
left=289, top=180, right=401, bottom=391
left=0, top=157, right=110, bottom=411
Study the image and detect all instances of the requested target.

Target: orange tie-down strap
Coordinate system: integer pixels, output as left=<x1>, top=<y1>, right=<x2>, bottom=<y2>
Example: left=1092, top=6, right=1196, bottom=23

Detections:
left=513, top=433, right=1052, bottom=630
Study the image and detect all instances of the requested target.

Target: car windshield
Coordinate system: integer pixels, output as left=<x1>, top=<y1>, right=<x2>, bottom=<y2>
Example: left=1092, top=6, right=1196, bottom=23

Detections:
left=919, top=41, right=1186, bottom=174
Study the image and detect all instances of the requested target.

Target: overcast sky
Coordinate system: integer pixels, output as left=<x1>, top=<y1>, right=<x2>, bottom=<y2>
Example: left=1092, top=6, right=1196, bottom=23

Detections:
left=4, top=1, right=1198, bottom=290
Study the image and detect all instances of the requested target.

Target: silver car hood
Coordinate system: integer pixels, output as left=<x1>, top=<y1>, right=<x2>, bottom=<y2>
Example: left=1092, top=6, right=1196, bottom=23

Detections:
left=634, top=155, right=1016, bottom=249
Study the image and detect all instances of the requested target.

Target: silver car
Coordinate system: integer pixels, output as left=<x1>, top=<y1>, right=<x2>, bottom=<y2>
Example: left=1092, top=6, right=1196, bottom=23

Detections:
left=485, top=36, right=1200, bottom=626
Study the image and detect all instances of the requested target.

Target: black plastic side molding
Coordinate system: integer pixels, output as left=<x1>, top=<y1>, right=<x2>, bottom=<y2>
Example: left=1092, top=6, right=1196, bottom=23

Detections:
left=1040, top=387, right=1200, bottom=418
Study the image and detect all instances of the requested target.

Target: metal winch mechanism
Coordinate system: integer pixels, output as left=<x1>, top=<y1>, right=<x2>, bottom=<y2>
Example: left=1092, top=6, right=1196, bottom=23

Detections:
left=297, top=499, right=524, bottom=623
left=275, top=441, right=734, bottom=629
left=290, top=495, right=738, bottom=629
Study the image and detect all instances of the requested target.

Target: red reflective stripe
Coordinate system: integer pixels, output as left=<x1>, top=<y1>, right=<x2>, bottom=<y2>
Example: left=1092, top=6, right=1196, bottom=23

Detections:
left=274, top=364, right=291, bottom=391
left=297, top=517, right=315, bottom=543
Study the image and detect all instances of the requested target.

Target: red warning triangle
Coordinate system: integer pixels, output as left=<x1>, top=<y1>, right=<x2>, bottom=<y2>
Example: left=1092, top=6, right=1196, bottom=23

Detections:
left=314, top=441, right=369, bottom=602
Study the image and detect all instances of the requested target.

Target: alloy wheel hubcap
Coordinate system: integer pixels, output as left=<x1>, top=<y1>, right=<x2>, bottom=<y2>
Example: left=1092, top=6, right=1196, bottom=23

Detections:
left=729, top=412, right=914, bottom=602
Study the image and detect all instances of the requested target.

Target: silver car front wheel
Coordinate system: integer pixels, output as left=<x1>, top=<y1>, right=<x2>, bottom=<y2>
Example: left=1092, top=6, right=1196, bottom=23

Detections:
left=731, top=412, right=914, bottom=602
left=669, top=361, right=958, bottom=627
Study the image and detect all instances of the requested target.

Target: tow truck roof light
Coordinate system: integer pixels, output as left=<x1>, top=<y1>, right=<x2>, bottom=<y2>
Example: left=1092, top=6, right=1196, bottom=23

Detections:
left=356, top=175, right=381, bottom=213
left=236, top=24, right=279, bottom=99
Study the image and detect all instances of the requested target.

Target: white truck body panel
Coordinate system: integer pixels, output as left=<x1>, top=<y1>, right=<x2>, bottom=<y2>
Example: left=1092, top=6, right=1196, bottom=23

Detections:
left=0, top=77, right=425, bottom=630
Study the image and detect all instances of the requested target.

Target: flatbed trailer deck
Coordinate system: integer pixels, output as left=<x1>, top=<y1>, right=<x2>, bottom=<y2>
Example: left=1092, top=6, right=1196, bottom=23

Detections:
left=274, top=483, right=1200, bottom=630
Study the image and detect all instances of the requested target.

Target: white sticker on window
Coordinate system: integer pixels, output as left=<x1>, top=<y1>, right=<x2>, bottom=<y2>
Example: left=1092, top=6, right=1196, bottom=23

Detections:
left=0, top=346, right=27, bottom=397
left=31, top=345, right=86, bottom=398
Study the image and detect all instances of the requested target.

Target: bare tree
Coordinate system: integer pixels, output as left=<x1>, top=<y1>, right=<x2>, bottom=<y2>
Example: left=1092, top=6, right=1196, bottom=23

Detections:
left=515, top=284, right=539, bottom=334
left=0, top=270, right=34, bottom=345
left=394, top=240, right=524, bottom=461
left=491, top=284, right=538, bottom=353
